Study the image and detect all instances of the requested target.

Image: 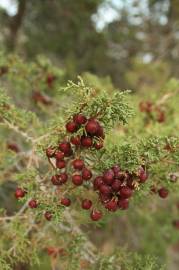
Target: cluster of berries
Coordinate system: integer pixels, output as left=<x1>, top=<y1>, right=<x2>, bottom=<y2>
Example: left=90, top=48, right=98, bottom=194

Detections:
left=139, top=101, right=165, bottom=123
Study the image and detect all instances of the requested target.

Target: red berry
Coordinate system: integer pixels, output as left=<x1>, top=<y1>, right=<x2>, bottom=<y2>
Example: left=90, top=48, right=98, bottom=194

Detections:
left=7, top=143, right=20, bottom=153
left=105, top=198, right=118, bottom=212
left=94, top=141, right=103, bottom=150
left=51, top=175, right=61, bottom=185
left=66, top=121, right=78, bottom=133
left=28, top=199, right=38, bottom=208
left=70, top=135, right=81, bottom=146
left=103, top=169, right=114, bottom=185
left=118, top=198, right=129, bottom=210
left=56, top=160, right=66, bottom=169
left=96, top=125, right=105, bottom=139
left=158, top=187, right=169, bottom=198
left=138, top=167, right=148, bottom=183
left=90, top=210, right=102, bottom=221
left=73, top=114, right=87, bottom=125
left=44, top=211, right=52, bottom=221
left=15, top=188, right=26, bottom=199
left=111, top=179, right=122, bottom=192
left=99, top=184, right=112, bottom=194
left=72, top=159, right=84, bottom=170
left=55, top=151, right=65, bottom=160
left=93, top=176, right=103, bottom=190
left=82, top=168, right=92, bottom=180
left=81, top=136, right=93, bottom=148
left=46, top=147, right=55, bottom=158
left=120, top=187, right=133, bottom=199
left=85, top=119, right=100, bottom=135
left=72, top=174, right=83, bottom=186
left=61, top=197, right=71, bottom=207
left=59, top=142, right=72, bottom=154
left=99, top=193, right=113, bottom=203
left=82, top=199, right=92, bottom=210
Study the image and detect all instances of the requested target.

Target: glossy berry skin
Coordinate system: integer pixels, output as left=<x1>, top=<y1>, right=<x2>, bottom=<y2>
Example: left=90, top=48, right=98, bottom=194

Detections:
left=72, top=174, right=83, bottom=186
left=46, top=147, right=55, bottom=158
left=118, top=198, right=129, bottom=210
left=61, top=197, right=71, bottom=207
left=85, top=119, right=99, bottom=135
left=56, top=160, right=66, bottom=169
left=93, top=176, right=103, bottom=190
left=70, top=136, right=81, bottom=146
left=103, top=169, right=114, bottom=185
left=59, top=142, right=72, bottom=154
left=59, top=173, right=68, bottom=183
left=66, top=121, right=78, bottom=133
left=44, top=211, right=52, bottom=221
left=15, top=188, right=26, bottom=199
left=81, top=136, right=93, bottom=148
left=94, top=141, right=103, bottom=150
left=29, top=199, right=38, bottom=208
left=73, top=114, right=87, bottom=125
left=120, top=187, right=133, bottom=199
left=82, top=168, right=92, bottom=180
left=90, top=210, right=102, bottom=221
left=55, top=151, right=65, bottom=160
left=105, top=199, right=118, bottom=212
left=158, top=187, right=169, bottom=198
left=72, top=159, right=84, bottom=170
left=82, top=199, right=92, bottom=210
left=112, top=180, right=122, bottom=192
left=99, top=184, right=112, bottom=194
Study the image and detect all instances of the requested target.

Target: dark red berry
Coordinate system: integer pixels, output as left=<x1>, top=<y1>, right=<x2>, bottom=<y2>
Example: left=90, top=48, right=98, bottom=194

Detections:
left=28, top=199, right=38, bottom=208
left=95, top=126, right=105, bottom=139
left=82, top=199, right=92, bottom=210
left=72, top=159, right=84, bottom=170
left=51, top=175, right=61, bottom=185
left=61, top=197, right=71, bottom=207
left=82, top=168, right=92, bottom=180
left=72, top=174, right=83, bottom=186
left=7, top=143, right=20, bottom=153
left=105, top=198, right=118, bottom=212
left=44, top=211, right=52, bottom=221
left=56, top=160, right=66, bottom=169
left=118, top=198, right=129, bottom=210
left=94, top=141, right=103, bottom=150
left=173, top=220, right=179, bottom=230
left=99, top=193, right=113, bottom=203
left=150, top=186, right=157, bottom=194
left=158, top=187, right=169, bottom=198
left=81, top=136, right=93, bottom=148
left=90, top=210, right=102, bottom=221
left=111, top=180, right=122, bottom=192
left=70, top=135, right=81, bottom=146
left=15, top=188, right=26, bottom=199
left=59, top=142, right=72, bottom=154
left=85, top=119, right=100, bottom=135
left=46, top=147, right=55, bottom=158
left=73, top=114, right=87, bottom=125
left=126, top=178, right=135, bottom=189
left=66, top=121, right=78, bottom=133
left=138, top=167, right=148, bottom=183
left=55, top=151, right=65, bottom=160
left=93, top=176, right=103, bottom=190
left=99, top=184, right=112, bottom=194
left=120, top=187, right=133, bottom=199
left=103, top=169, right=114, bottom=185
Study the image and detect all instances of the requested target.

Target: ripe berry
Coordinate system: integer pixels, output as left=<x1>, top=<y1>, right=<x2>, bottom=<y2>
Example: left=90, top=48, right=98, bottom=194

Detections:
left=73, top=114, right=87, bottom=125
left=66, top=121, right=78, bottom=133
left=138, top=167, right=148, bottom=183
left=103, top=169, right=114, bottom=185
left=99, top=193, right=113, bottom=203
left=82, top=199, right=92, bottom=210
left=90, top=210, right=102, bottom=221
left=55, top=151, right=65, bottom=160
left=118, top=198, right=129, bottom=210
left=85, top=119, right=100, bottom=135
left=82, top=168, right=92, bottom=180
left=111, top=180, right=122, bottom=192
left=158, top=187, right=169, bottom=198
left=56, top=160, right=66, bottom=169
left=61, top=197, right=71, bottom=207
left=44, top=211, right=52, bottom=221
left=105, top=199, right=118, bottom=212
left=72, top=159, right=84, bottom=170
left=59, top=142, right=72, bottom=154
left=81, top=136, right=93, bottom=148
left=15, top=188, right=26, bottom=199
left=93, top=176, right=103, bottom=190
left=51, top=175, right=61, bottom=185
left=46, top=147, right=55, bottom=158
left=72, top=174, right=83, bottom=186
left=120, top=187, right=133, bottom=199
left=70, top=135, right=81, bottom=146
left=28, top=199, right=38, bottom=208
left=94, top=141, right=103, bottom=150
left=96, top=126, right=105, bottom=139
left=99, top=184, right=112, bottom=194
left=7, top=143, right=20, bottom=153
